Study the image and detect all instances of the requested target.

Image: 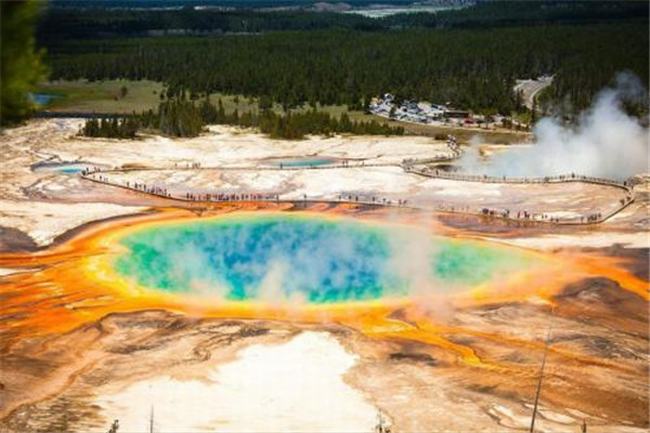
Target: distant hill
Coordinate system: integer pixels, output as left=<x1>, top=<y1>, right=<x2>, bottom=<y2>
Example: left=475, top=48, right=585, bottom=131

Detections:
left=47, top=0, right=420, bottom=10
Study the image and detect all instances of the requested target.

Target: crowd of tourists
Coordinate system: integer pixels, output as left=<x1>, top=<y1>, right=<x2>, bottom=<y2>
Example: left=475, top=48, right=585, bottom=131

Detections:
left=80, top=163, right=633, bottom=226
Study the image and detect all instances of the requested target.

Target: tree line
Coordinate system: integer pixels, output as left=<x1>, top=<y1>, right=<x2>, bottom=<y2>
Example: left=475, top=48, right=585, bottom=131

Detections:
left=46, top=23, right=648, bottom=116
left=254, top=109, right=404, bottom=139
left=82, top=94, right=404, bottom=139
left=82, top=117, right=139, bottom=138
left=38, top=2, right=648, bottom=39
left=419, top=1, right=649, bottom=29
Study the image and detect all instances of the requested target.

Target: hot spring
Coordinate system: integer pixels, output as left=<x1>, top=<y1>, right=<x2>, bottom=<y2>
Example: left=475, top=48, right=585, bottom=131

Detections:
left=31, top=161, right=95, bottom=175
left=113, top=214, right=533, bottom=303
left=265, top=157, right=338, bottom=168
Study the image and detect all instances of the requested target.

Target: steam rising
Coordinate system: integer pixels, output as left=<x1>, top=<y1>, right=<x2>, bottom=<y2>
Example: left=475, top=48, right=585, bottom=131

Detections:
left=460, top=73, right=649, bottom=179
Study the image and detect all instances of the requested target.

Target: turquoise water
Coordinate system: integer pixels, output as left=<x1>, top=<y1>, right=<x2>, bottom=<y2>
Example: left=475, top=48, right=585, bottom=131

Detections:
left=275, top=158, right=335, bottom=168
left=29, top=93, right=59, bottom=106
left=58, top=167, right=83, bottom=174
left=115, top=215, right=529, bottom=303
left=32, top=163, right=85, bottom=175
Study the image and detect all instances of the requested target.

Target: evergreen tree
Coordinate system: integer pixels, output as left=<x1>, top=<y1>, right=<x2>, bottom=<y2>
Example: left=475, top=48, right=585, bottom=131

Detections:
left=1, top=0, right=48, bottom=126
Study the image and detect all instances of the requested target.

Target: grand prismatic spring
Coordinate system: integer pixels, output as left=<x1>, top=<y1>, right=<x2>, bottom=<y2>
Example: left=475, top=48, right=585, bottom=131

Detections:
left=112, top=214, right=533, bottom=302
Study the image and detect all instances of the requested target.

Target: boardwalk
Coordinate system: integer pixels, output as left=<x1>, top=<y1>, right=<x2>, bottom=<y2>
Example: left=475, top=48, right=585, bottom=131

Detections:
left=79, top=161, right=635, bottom=226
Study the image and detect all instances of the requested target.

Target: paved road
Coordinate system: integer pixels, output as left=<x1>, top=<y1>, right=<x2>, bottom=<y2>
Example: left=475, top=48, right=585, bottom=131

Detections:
left=514, top=76, right=554, bottom=110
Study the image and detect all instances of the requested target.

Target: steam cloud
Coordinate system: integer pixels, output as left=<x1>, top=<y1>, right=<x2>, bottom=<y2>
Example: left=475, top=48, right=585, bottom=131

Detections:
left=459, top=72, right=649, bottom=179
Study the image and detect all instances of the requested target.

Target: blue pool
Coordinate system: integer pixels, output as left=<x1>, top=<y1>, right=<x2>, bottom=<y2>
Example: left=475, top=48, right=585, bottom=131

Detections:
left=272, top=158, right=337, bottom=168
left=114, top=214, right=532, bottom=303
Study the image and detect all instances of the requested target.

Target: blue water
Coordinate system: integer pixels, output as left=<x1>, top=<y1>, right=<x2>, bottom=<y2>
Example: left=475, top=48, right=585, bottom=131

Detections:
left=29, top=93, right=58, bottom=106
left=114, top=215, right=531, bottom=303
left=32, top=163, right=86, bottom=175
left=58, top=167, right=83, bottom=174
left=275, top=158, right=335, bottom=168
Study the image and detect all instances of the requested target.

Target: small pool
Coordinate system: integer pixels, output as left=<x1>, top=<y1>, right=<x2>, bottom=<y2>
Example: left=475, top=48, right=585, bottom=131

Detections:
left=271, top=157, right=337, bottom=168
left=31, top=162, right=91, bottom=175
left=29, top=93, right=60, bottom=106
